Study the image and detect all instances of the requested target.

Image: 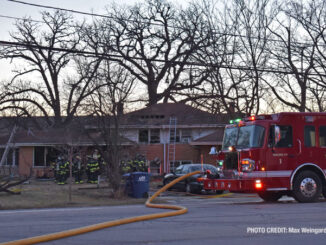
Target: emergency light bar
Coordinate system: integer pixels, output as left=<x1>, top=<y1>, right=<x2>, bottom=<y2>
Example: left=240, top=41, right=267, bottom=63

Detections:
left=229, top=115, right=271, bottom=125
left=229, top=118, right=242, bottom=124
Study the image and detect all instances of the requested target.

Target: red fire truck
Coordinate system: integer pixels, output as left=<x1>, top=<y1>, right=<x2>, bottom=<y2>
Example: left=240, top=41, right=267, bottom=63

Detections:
left=202, top=112, right=326, bottom=203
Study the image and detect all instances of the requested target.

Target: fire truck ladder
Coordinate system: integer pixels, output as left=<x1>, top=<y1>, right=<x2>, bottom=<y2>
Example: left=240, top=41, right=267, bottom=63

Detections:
left=167, top=117, right=177, bottom=173
left=0, top=125, right=17, bottom=166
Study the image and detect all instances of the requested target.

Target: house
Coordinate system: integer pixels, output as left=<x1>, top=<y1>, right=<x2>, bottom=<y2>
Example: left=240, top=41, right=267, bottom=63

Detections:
left=0, top=103, right=229, bottom=177
left=117, top=103, right=228, bottom=174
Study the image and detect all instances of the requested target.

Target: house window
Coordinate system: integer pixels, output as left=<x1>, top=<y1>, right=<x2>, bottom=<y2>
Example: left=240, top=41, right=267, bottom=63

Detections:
left=139, top=129, right=161, bottom=144
left=34, top=147, right=59, bottom=167
left=170, top=129, right=180, bottom=143
left=181, top=129, right=192, bottom=143
left=150, top=129, right=160, bottom=143
left=139, top=130, right=149, bottom=143
left=34, top=147, right=46, bottom=167
left=0, top=148, right=18, bottom=166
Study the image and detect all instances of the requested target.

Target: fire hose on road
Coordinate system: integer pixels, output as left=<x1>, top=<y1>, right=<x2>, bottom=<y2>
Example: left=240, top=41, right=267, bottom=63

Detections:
left=0, top=171, right=201, bottom=245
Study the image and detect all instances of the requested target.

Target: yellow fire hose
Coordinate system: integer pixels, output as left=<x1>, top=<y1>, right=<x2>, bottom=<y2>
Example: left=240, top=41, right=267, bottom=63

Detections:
left=0, top=171, right=201, bottom=245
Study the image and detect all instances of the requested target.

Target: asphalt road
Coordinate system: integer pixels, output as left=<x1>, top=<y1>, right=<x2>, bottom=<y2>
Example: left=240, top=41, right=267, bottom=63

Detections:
left=1, top=193, right=326, bottom=245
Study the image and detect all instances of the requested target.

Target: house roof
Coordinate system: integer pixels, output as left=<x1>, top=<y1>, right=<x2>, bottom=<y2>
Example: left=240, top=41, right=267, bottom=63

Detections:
left=119, top=103, right=230, bottom=128
left=0, top=103, right=229, bottom=147
left=190, top=129, right=224, bottom=146
left=0, top=127, right=135, bottom=147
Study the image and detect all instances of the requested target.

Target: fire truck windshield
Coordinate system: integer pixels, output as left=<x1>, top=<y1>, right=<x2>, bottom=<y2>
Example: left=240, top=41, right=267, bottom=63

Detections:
left=222, top=125, right=265, bottom=150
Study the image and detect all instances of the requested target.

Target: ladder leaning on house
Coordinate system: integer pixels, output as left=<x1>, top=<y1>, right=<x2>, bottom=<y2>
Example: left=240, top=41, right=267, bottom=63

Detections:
left=0, top=125, right=17, bottom=167
left=167, top=117, right=177, bottom=173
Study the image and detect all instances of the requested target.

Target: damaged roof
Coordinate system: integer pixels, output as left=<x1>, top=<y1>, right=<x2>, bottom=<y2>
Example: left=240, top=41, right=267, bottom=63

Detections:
left=120, top=103, right=230, bottom=127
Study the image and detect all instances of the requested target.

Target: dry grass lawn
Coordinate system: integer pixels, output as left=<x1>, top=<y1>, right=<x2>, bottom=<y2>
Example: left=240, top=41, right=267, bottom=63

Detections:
left=0, top=178, right=159, bottom=210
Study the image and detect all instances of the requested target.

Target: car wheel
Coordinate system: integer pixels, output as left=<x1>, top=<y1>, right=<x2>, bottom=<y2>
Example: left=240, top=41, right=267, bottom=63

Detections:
left=292, top=170, right=322, bottom=203
left=258, top=191, right=282, bottom=202
left=163, top=179, right=172, bottom=190
left=185, top=183, right=192, bottom=193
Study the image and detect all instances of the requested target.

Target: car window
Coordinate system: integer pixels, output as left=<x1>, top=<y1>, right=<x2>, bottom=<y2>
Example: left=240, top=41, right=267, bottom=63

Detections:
left=182, top=165, right=191, bottom=173
left=174, top=165, right=184, bottom=174
left=189, top=165, right=202, bottom=172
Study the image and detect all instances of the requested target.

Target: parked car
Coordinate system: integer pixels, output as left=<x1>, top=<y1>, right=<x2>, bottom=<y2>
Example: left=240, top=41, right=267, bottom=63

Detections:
left=163, top=164, right=223, bottom=194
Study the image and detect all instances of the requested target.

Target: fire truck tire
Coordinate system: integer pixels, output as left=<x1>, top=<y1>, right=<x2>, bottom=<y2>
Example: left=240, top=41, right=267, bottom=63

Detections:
left=322, top=187, right=326, bottom=199
left=258, top=191, right=282, bottom=202
left=292, top=170, right=322, bottom=203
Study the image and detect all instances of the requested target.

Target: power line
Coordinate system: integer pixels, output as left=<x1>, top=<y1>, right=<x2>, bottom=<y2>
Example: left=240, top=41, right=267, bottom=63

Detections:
left=5, top=0, right=322, bottom=48
left=1, top=39, right=325, bottom=77
left=0, top=14, right=43, bottom=23
left=7, top=0, right=114, bottom=19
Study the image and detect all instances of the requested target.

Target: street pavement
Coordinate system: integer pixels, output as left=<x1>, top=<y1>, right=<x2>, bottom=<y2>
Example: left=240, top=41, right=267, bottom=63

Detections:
left=1, top=193, right=326, bottom=245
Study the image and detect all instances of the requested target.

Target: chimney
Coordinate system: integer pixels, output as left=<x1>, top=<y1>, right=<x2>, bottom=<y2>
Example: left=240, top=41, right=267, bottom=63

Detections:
left=229, top=102, right=235, bottom=114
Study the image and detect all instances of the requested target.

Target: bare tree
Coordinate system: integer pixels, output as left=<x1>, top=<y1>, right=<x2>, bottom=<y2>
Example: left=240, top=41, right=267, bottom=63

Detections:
left=284, top=0, right=326, bottom=112
left=186, top=0, right=275, bottom=116
left=265, top=1, right=318, bottom=112
left=0, top=11, right=102, bottom=127
left=90, top=0, right=210, bottom=106
left=81, top=60, right=135, bottom=196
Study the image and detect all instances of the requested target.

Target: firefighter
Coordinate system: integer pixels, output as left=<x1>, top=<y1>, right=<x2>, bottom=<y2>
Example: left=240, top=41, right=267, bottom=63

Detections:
left=87, top=149, right=101, bottom=184
left=57, top=155, right=69, bottom=185
left=51, top=160, right=59, bottom=183
left=121, top=160, right=131, bottom=174
left=73, top=154, right=83, bottom=184
left=134, top=154, right=147, bottom=172
left=121, top=155, right=147, bottom=173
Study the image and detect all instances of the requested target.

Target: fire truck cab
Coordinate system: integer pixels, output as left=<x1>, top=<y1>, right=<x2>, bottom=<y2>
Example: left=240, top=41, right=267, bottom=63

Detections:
left=203, top=112, right=326, bottom=203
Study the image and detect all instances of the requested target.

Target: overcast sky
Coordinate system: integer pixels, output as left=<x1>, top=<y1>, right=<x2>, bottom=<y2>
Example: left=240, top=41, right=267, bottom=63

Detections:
left=0, top=0, right=189, bottom=81
left=0, top=0, right=139, bottom=38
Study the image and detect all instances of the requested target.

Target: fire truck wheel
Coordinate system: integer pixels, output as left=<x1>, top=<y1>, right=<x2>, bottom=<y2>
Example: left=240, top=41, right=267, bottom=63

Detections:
left=258, top=191, right=282, bottom=202
left=322, top=187, right=326, bottom=199
left=293, top=170, right=322, bottom=203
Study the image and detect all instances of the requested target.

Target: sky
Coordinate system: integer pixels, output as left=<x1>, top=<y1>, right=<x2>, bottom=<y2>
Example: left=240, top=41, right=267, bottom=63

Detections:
left=0, top=0, right=189, bottom=81
left=0, top=0, right=145, bottom=81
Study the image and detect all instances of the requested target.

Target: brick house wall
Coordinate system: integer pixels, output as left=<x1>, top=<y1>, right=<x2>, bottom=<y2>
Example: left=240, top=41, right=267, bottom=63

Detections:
left=18, top=146, right=33, bottom=177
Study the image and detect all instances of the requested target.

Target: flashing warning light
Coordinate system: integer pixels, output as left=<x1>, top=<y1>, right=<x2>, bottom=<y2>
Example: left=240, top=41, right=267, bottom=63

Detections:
left=255, top=179, right=263, bottom=189
left=249, top=116, right=255, bottom=121
left=219, top=161, right=223, bottom=166
left=228, top=146, right=236, bottom=152
left=229, top=118, right=242, bottom=124
left=238, top=120, right=245, bottom=127
left=261, top=167, right=265, bottom=171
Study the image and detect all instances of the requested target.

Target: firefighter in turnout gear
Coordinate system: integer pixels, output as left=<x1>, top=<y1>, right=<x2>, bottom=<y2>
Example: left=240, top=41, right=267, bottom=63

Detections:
left=73, top=154, right=83, bottom=184
left=87, top=149, right=101, bottom=184
left=57, top=155, right=69, bottom=185
left=51, top=160, right=59, bottom=183
left=134, top=154, right=147, bottom=172
left=121, top=155, right=147, bottom=174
